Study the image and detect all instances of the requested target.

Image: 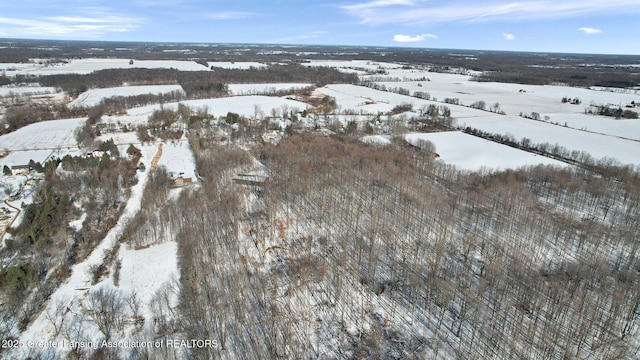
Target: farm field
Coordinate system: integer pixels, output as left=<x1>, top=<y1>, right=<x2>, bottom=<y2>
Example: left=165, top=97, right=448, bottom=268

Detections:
left=0, top=58, right=210, bottom=76
left=126, top=95, right=311, bottom=119
left=457, top=114, right=640, bottom=166
left=404, top=131, right=567, bottom=171
left=0, top=118, right=85, bottom=151
left=311, top=83, right=640, bottom=167
left=68, top=85, right=185, bottom=108
left=208, top=61, right=267, bottom=69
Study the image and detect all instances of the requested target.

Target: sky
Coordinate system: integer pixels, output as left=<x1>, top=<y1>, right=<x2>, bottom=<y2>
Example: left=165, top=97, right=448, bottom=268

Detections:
left=1, top=0, right=639, bottom=55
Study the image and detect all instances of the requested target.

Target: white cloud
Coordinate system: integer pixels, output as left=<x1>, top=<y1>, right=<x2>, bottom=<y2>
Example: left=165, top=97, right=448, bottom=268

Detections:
left=578, top=27, right=602, bottom=34
left=0, top=9, right=143, bottom=38
left=502, top=33, right=516, bottom=40
left=208, top=12, right=256, bottom=20
left=342, top=0, right=640, bottom=26
left=393, top=33, right=437, bottom=42
left=272, top=31, right=329, bottom=43
left=342, top=0, right=414, bottom=12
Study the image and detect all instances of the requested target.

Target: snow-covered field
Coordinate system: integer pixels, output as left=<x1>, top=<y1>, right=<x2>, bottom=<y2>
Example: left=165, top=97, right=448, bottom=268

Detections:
left=0, top=149, right=54, bottom=169
left=315, top=83, right=640, bottom=167
left=404, top=131, right=566, bottom=171
left=543, top=113, right=640, bottom=141
left=365, top=68, right=639, bottom=116
left=228, top=83, right=312, bottom=96
left=126, top=95, right=311, bottom=119
left=155, top=139, right=197, bottom=179
left=0, top=118, right=84, bottom=151
left=304, top=59, right=405, bottom=72
left=117, top=241, right=179, bottom=322
left=208, top=61, right=266, bottom=69
left=1, top=58, right=209, bottom=76
left=458, top=115, right=640, bottom=166
left=68, top=85, right=185, bottom=108
left=314, top=84, right=435, bottom=114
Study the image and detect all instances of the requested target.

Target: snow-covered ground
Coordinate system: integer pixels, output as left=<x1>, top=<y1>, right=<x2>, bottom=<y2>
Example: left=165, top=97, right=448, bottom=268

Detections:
left=404, top=131, right=566, bottom=171
left=314, top=84, right=433, bottom=114
left=314, top=83, right=640, bottom=166
left=458, top=115, right=640, bottom=166
left=366, top=68, right=640, bottom=117
left=68, top=85, right=185, bottom=108
left=117, top=241, right=179, bottom=322
left=1, top=58, right=209, bottom=76
left=208, top=61, right=267, bottom=69
left=304, top=59, right=405, bottom=72
left=0, top=149, right=54, bottom=169
left=0, top=118, right=84, bottom=151
left=97, top=132, right=140, bottom=146
left=126, top=95, right=311, bottom=119
left=228, top=83, right=312, bottom=96
left=543, top=113, right=640, bottom=141
left=156, top=140, right=197, bottom=179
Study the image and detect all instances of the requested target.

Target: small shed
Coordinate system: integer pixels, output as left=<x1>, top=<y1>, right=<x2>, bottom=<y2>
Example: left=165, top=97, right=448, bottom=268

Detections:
left=172, top=176, right=193, bottom=187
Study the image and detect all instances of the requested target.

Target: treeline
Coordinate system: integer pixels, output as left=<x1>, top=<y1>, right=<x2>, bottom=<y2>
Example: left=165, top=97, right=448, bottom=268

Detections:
left=462, top=126, right=638, bottom=176
left=471, top=66, right=640, bottom=88
left=587, top=104, right=639, bottom=119
left=37, top=64, right=357, bottom=98
left=1, top=103, right=86, bottom=135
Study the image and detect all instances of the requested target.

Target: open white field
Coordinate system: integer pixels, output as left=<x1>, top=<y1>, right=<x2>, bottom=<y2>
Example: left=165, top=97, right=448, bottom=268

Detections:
left=208, top=61, right=267, bottom=69
left=405, top=131, right=566, bottom=171
left=367, top=68, right=640, bottom=117
left=97, top=131, right=140, bottom=146
left=0, top=149, right=53, bottom=169
left=0, top=118, right=84, bottom=151
left=228, top=83, right=313, bottom=96
left=0, top=58, right=209, bottom=76
left=314, top=84, right=440, bottom=115
left=117, top=241, right=179, bottom=325
left=155, top=140, right=197, bottom=179
left=458, top=115, right=640, bottom=166
left=304, top=59, right=405, bottom=72
left=544, top=113, right=640, bottom=141
left=126, top=95, right=311, bottom=119
left=315, top=83, right=640, bottom=167
left=68, top=84, right=185, bottom=108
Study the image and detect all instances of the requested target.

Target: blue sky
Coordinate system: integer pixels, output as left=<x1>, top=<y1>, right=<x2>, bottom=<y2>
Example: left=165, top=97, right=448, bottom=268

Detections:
left=1, top=0, right=639, bottom=54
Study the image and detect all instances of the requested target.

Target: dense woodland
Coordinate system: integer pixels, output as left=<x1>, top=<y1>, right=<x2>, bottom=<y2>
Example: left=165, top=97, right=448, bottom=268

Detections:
left=106, top=128, right=640, bottom=359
